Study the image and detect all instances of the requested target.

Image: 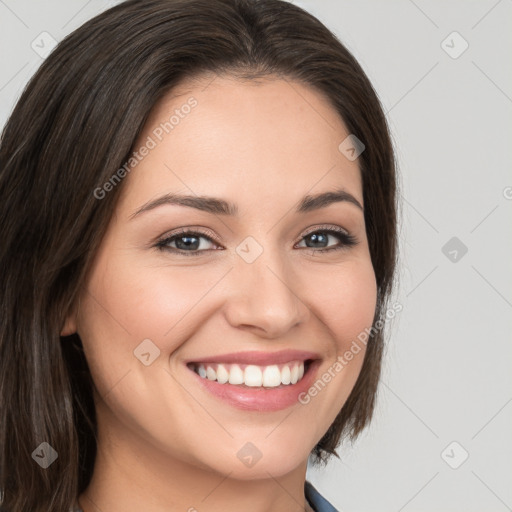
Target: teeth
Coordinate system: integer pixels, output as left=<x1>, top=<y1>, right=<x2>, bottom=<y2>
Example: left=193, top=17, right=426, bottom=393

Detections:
left=216, top=364, right=229, bottom=384
left=193, top=361, right=307, bottom=388
left=290, top=363, right=299, bottom=384
left=228, top=364, right=244, bottom=385
left=281, top=365, right=291, bottom=385
left=262, top=365, right=281, bottom=387
left=244, top=365, right=262, bottom=387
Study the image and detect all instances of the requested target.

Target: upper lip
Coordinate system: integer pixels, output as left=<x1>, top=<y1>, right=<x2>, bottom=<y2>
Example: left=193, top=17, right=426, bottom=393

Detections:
left=184, top=349, right=320, bottom=366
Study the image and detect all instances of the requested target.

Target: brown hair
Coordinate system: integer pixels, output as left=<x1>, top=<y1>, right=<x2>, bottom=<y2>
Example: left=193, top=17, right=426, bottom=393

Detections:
left=0, top=0, right=397, bottom=510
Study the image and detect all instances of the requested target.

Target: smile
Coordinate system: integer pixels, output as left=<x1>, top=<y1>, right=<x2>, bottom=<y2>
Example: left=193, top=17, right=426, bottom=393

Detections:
left=187, top=360, right=311, bottom=388
left=184, top=350, right=321, bottom=412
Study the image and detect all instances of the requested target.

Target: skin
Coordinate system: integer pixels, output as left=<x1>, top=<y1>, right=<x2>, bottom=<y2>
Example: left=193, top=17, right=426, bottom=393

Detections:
left=62, top=74, right=377, bottom=512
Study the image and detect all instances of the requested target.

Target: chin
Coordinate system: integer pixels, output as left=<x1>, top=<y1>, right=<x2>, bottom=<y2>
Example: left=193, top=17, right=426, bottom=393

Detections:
left=190, top=439, right=311, bottom=481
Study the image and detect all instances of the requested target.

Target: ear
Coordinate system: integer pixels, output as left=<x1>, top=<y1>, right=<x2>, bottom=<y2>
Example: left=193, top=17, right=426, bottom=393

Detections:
left=60, top=298, right=80, bottom=337
left=60, top=313, right=77, bottom=337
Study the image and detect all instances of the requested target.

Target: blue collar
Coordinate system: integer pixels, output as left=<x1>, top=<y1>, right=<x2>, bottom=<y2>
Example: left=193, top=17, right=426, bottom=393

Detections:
left=305, top=480, right=339, bottom=512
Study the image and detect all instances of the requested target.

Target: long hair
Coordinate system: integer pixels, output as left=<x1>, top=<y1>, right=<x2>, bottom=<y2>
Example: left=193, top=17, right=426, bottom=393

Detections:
left=0, top=0, right=397, bottom=510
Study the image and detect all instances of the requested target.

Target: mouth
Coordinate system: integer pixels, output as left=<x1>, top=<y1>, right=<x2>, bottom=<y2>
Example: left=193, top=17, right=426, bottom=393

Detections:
left=183, top=350, right=322, bottom=412
left=186, top=359, right=314, bottom=389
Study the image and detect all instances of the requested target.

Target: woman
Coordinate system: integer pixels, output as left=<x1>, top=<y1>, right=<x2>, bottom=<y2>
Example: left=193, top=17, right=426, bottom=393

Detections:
left=0, top=0, right=397, bottom=510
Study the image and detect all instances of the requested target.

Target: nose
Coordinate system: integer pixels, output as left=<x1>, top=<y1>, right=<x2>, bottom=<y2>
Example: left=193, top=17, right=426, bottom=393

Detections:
left=222, top=249, right=310, bottom=339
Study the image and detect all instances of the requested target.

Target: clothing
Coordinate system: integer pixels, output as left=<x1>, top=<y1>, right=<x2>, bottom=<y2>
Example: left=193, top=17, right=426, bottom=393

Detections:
left=71, top=480, right=338, bottom=512
left=305, top=480, right=339, bottom=512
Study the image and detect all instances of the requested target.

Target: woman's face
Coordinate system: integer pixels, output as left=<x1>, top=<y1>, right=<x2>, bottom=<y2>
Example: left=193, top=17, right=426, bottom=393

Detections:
left=66, top=74, right=377, bottom=479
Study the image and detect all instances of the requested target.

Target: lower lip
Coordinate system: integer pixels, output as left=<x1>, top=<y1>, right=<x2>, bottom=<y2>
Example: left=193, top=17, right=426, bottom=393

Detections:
left=188, top=360, right=321, bottom=412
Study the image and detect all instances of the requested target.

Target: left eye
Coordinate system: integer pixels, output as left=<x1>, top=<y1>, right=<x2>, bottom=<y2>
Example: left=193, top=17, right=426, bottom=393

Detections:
left=296, top=228, right=357, bottom=252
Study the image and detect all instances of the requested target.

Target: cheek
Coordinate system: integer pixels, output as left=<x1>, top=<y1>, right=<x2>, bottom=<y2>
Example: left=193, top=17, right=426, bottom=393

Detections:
left=306, top=258, right=377, bottom=356
left=296, top=258, right=377, bottom=426
left=76, top=255, right=228, bottom=387
left=92, top=262, right=219, bottom=341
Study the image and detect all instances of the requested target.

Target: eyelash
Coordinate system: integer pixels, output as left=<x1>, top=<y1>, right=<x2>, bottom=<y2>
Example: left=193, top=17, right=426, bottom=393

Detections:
left=155, top=225, right=358, bottom=257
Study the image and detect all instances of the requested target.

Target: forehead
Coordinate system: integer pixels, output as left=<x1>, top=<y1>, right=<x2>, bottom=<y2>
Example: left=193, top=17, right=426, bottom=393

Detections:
left=118, top=74, right=363, bottom=215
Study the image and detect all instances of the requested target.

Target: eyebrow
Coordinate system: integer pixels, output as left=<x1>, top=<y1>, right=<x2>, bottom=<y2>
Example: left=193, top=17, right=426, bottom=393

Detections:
left=129, top=187, right=363, bottom=219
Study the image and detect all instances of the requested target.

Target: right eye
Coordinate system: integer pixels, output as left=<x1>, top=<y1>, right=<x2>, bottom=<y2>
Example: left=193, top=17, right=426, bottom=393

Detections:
left=155, top=229, right=222, bottom=256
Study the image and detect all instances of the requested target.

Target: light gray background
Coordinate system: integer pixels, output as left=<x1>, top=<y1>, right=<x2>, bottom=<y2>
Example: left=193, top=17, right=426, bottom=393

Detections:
left=1, top=1, right=511, bottom=511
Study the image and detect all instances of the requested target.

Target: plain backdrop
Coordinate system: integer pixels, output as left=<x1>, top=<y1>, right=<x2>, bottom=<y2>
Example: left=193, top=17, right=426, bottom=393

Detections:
left=1, top=1, right=511, bottom=511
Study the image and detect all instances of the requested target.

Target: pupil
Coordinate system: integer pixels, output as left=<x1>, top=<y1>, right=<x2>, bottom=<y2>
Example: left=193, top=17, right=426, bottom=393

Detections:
left=176, top=235, right=199, bottom=250
left=307, top=233, right=327, bottom=248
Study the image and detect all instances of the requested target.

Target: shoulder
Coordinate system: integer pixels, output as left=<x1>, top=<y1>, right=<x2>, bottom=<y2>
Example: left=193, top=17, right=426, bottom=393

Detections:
left=305, top=480, right=339, bottom=512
